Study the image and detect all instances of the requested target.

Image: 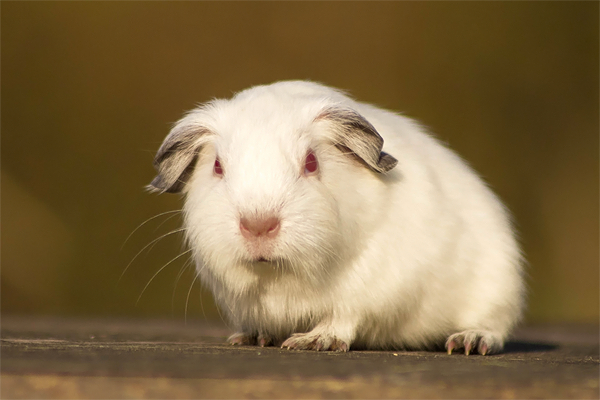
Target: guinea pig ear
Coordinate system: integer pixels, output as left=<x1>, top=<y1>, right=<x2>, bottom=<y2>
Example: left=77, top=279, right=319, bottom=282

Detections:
left=149, top=120, right=213, bottom=193
left=317, top=107, right=398, bottom=173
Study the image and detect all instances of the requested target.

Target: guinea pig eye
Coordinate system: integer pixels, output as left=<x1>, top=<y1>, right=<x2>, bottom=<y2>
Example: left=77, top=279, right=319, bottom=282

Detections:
left=303, top=150, right=318, bottom=176
left=213, top=158, right=223, bottom=176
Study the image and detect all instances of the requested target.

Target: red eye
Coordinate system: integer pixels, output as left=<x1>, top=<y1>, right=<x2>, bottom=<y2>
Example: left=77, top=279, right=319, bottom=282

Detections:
left=304, top=151, right=318, bottom=175
left=214, top=158, right=223, bottom=176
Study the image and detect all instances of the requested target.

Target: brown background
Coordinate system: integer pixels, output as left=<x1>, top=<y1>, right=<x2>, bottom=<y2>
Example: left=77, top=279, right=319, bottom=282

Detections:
left=2, top=2, right=598, bottom=323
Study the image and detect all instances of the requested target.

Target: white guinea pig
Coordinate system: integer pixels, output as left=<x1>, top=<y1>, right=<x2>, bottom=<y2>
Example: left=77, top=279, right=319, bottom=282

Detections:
left=150, top=81, right=525, bottom=354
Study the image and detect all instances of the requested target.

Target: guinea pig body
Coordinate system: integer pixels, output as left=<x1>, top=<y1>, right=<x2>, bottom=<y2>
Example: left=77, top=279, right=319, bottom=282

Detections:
left=150, top=81, right=525, bottom=354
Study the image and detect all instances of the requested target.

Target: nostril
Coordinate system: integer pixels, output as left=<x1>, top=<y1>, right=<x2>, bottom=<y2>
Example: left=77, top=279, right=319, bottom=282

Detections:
left=240, top=216, right=281, bottom=239
left=264, top=217, right=280, bottom=238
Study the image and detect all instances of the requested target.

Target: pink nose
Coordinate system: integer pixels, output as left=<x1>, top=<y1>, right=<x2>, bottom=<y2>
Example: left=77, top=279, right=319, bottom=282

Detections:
left=240, top=216, right=281, bottom=239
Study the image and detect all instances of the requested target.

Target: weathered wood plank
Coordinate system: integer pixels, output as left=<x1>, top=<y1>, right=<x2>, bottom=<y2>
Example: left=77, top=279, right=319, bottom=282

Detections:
left=1, top=317, right=598, bottom=399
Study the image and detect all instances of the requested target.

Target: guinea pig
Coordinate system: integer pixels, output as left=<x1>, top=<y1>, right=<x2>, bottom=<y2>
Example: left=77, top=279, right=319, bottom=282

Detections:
left=149, top=80, right=525, bottom=354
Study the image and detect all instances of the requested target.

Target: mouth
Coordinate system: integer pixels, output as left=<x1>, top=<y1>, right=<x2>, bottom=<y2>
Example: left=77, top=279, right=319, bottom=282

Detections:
left=249, top=256, right=283, bottom=265
left=246, top=257, right=281, bottom=279
left=244, top=240, right=276, bottom=262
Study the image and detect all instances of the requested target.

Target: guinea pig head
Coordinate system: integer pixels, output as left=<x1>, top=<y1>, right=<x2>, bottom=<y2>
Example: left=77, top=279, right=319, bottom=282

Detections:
left=149, top=95, right=397, bottom=284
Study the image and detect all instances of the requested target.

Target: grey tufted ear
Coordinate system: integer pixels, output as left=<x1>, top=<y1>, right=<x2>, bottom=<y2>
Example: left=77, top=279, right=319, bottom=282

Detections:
left=149, top=121, right=213, bottom=193
left=317, top=107, right=398, bottom=173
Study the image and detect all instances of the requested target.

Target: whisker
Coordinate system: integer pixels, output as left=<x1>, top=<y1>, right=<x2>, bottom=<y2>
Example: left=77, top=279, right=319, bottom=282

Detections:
left=153, top=212, right=182, bottom=233
left=212, top=269, right=233, bottom=330
left=208, top=254, right=232, bottom=329
left=195, top=263, right=209, bottom=322
left=119, top=228, right=187, bottom=284
left=171, top=254, right=195, bottom=315
left=214, top=298, right=230, bottom=331
left=121, top=210, right=182, bottom=250
left=135, top=249, right=193, bottom=306
left=185, top=272, right=199, bottom=325
left=145, top=228, right=188, bottom=255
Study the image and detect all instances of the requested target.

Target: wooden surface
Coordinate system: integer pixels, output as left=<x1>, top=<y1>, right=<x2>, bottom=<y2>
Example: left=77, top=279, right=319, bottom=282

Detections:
left=1, top=316, right=598, bottom=399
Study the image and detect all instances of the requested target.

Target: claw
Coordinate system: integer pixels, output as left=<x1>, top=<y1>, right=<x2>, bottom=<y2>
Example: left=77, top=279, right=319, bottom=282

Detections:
left=258, top=336, right=271, bottom=347
left=447, top=341, right=455, bottom=355
left=464, top=341, right=471, bottom=356
left=479, top=342, right=488, bottom=356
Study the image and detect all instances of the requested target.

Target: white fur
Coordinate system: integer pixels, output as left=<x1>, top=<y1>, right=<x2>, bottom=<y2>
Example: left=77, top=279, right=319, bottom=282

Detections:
left=160, top=81, right=525, bottom=353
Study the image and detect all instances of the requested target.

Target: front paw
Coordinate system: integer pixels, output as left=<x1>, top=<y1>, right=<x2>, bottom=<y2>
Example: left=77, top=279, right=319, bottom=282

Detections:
left=445, top=330, right=504, bottom=355
left=281, top=332, right=349, bottom=352
left=228, top=332, right=274, bottom=347
left=228, top=332, right=256, bottom=346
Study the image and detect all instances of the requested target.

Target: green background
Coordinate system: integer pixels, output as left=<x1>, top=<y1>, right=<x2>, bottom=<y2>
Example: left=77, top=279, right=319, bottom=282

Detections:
left=3, top=2, right=598, bottom=323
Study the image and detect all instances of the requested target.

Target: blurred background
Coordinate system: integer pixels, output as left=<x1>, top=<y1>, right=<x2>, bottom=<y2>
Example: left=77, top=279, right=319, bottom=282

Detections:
left=2, top=2, right=598, bottom=324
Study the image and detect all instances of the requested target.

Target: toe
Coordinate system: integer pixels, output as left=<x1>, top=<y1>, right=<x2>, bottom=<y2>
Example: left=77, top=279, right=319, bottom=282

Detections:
left=478, top=341, right=489, bottom=356
left=258, top=334, right=272, bottom=347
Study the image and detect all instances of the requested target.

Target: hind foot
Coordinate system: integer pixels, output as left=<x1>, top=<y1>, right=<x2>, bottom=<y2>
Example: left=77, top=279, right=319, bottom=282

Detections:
left=445, top=330, right=504, bottom=355
left=281, top=332, right=349, bottom=352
